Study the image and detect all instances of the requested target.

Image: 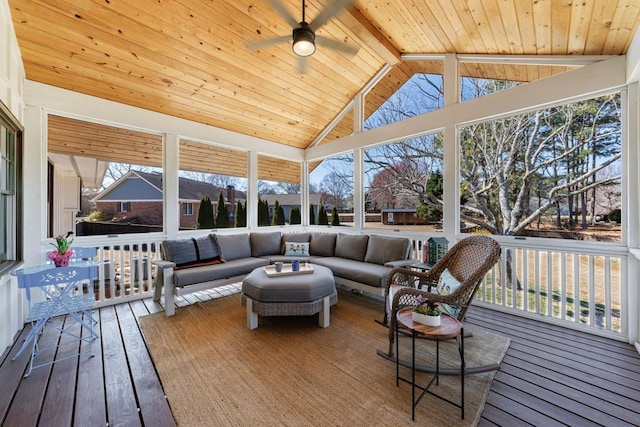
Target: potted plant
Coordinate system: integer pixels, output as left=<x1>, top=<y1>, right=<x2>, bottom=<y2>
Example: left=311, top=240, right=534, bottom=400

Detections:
left=48, top=231, right=74, bottom=267
left=412, top=295, right=442, bottom=326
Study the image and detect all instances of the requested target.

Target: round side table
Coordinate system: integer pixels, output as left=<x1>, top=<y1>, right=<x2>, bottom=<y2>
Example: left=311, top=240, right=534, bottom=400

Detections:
left=395, top=306, right=465, bottom=421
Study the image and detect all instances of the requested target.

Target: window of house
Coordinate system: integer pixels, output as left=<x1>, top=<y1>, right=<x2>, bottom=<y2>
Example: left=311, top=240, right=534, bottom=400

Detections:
left=117, top=201, right=131, bottom=212
left=459, top=92, right=622, bottom=242
left=0, top=103, right=22, bottom=266
left=178, top=139, right=248, bottom=229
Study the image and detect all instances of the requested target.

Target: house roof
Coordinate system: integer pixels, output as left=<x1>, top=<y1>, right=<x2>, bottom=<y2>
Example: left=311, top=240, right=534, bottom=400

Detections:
left=10, top=0, right=640, bottom=151
left=93, top=170, right=247, bottom=203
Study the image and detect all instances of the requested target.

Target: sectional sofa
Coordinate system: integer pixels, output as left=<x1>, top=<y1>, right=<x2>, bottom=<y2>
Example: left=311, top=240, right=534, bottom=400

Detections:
left=153, top=231, right=415, bottom=316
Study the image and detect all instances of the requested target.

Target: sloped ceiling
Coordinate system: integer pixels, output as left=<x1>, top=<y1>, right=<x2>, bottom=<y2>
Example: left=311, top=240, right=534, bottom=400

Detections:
left=10, top=0, right=640, bottom=152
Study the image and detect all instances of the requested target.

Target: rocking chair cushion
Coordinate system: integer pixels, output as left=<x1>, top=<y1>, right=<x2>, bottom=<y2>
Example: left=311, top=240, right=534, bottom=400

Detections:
left=437, top=268, right=462, bottom=316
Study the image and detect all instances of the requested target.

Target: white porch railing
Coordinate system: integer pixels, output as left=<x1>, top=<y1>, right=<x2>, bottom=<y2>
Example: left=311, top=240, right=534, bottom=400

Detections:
left=406, top=235, right=627, bottom=339
left=43, top=235, right=165, bottom=308
left=55, top=231, right=627, bottom=339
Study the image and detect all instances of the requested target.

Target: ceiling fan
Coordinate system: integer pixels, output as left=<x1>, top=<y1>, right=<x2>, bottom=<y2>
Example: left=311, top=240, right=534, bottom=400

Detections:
left=247, top=0, right=359, bottom=73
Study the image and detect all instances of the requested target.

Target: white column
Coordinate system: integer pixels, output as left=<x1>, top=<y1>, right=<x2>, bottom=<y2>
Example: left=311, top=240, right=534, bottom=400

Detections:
left=247, top=151, right=258, bottom=230
left=626, top=82, right=639, bottom=348
left=353, top=148, right=364, bottom=231
left=442, top=54, right=459, bottom=242
left=164, top=134, right=179, bottom=239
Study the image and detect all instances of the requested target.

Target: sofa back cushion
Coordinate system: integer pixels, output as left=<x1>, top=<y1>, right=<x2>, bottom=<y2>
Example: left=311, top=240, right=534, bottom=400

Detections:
left=250, top=232, right=282, bottom=257
left=334, top=233, right=369, bottom=262
left=310, top=233, right=337, bottom=257
left=161, top=234, right=224, bottom=269
left=364, top=235, right=411, bottom=265
left=216, top=233, right=252, bottom=261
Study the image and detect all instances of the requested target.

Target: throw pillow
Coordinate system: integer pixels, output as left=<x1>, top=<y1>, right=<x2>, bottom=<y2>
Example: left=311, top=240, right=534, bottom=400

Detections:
left=436, top=268, right=462, bottom=317
left=284, top=241, right=310, bottom=256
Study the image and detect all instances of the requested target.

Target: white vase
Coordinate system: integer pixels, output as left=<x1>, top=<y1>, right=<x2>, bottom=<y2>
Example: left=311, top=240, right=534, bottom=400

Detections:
left=412, top=311, right=441, bottom=327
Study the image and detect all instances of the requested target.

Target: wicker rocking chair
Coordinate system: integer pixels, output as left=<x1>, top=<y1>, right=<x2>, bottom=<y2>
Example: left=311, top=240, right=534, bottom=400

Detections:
left=378, top=235, right=501, bottom=371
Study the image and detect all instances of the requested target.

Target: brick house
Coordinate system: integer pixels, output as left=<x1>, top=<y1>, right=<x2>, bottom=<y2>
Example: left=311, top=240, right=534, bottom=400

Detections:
left=92, top=170, right=245, bottom=229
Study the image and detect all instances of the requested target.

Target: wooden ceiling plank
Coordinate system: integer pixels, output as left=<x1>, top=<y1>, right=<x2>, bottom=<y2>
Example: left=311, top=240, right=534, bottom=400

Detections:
left=344, top=5, right=401, bottom=65
left=550, top=0, right=572, bottom=55
left=444, top=0, right=491, bottom=54
left=513, top=0, right=537, bottom=54
left=602, top=0, right=640, bottom=54
left=494, top=0, right=524, bottom=54
left=465, top=0, right=500, bottom=54
left=532, top=0, right=552, bottom=54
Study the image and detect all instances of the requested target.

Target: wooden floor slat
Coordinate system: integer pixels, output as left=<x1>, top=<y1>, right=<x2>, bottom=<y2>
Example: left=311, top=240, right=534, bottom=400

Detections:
left=1, top=293, right=639, bottom=427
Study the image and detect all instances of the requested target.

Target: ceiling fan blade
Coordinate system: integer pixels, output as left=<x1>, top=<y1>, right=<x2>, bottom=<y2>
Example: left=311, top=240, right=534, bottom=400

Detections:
left=309, top=0, right=353, bottom=31
left=267, top=0, right=299, bottom=28
left=246, top=35, right=291, bottom=50
left=297, top=56, right=308, bottom=74
left=316, top=35, right=359, bottom=57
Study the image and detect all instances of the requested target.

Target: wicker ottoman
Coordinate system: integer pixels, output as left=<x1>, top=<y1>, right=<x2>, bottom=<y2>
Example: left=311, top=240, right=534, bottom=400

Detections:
left=241, top=264, right=337, bottom=330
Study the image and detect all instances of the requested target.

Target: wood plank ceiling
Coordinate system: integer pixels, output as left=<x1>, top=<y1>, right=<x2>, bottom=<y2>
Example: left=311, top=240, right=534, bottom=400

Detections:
left=10, top=0, right=640, bottom=180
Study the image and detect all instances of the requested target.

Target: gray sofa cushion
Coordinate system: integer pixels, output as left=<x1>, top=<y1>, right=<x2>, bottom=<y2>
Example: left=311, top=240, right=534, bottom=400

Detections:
left=310, top=233, right=337, bottom=257
left=364, top=235, right=410, bottom=265
left=216, top=233, right=252, bottom=261
left=173, top=257, right=269, bottom=287
left=250, top=232, right=282, bottom=257
left=312, top=257, right=391, bottom=288
left=334, top=233, right=369, bottom=261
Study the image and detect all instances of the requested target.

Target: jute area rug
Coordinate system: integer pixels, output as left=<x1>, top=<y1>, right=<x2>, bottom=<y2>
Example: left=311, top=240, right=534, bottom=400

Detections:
left=140, top=289, right=510, bottom=426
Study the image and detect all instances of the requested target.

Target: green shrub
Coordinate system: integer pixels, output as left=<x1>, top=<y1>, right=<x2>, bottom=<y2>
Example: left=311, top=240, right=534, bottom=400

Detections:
left=87, top=210, right=113, bottom=221
left=608, top=208, right=621, bottom=223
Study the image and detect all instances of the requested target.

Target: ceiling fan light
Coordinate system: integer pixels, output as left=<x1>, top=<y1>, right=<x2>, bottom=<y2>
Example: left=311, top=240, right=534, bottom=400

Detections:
left=292, top=26, right=316, bottom=57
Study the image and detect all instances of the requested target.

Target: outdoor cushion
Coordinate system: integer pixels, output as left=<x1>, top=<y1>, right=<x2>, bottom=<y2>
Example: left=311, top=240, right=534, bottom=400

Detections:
left=364, top=235, right=410, bottom=265
left=436, top=268, right=462, bottom=317
left=281, top=232, right=311, bottom=253
left=334, top=233, right=369, bottom=262
left=312, top=257, right=390, bottom=288
left=161, top=235, right=223, bottom=269
left=161, top=238, right=198, bottom=266
left=309, top=233, right=336, bottom=257
left=242, top=264, right=335, bottom=302
left=216, top=233, right=252, bottom=261
left=284, top=242, right=310, bottom=256
left=173, top=258, right=269, bottom=287
left=250, top=231, right=282, bottom=257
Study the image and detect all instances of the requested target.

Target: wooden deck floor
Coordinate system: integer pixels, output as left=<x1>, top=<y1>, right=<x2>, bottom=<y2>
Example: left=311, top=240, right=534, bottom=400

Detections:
left=1, top=287, right=639, bottom=426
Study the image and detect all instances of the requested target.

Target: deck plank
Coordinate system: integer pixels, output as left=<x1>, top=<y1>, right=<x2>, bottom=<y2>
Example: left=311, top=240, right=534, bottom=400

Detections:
left=100, top=305, right=142, bottom=427
left=116, top=302, right=175, bottom=427
left=39, top=317, right=81, bottom=426
left=74, top=309, right=106, bottom=427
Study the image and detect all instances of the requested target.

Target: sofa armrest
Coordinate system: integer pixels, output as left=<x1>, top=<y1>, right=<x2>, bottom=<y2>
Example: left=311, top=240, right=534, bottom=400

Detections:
left=384, top=259, right=420, bottom=269
left=152, top=259, right=177, bottom=316
left=152, top=259, right=176, bottom=269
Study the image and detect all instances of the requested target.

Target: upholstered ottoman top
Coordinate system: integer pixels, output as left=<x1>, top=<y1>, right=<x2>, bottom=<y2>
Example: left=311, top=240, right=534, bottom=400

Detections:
left=242, top=264, right=335, bottom=303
